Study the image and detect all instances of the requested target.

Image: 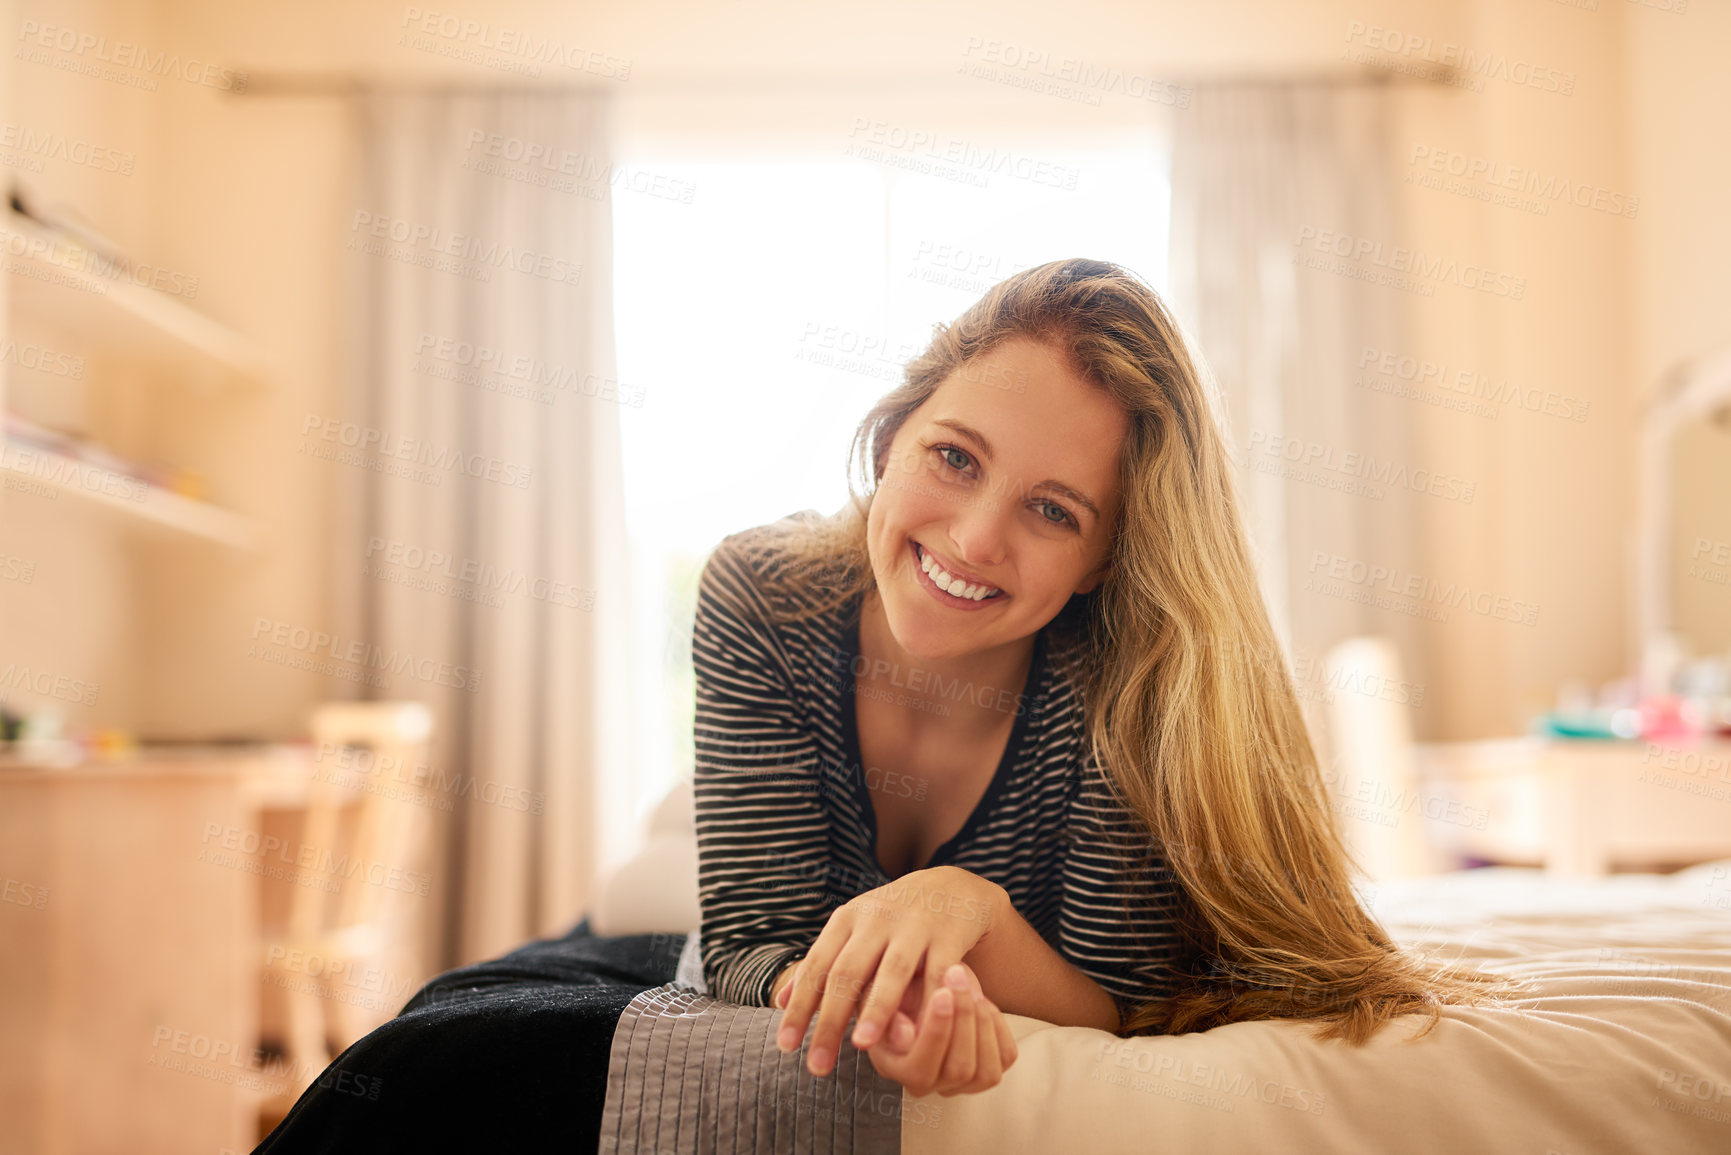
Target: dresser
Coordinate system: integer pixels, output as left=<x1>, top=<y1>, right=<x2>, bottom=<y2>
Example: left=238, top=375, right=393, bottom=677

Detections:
left=1413, top=735, right=1731, bottom=876
left=0, top=745, right=330, bottom=1155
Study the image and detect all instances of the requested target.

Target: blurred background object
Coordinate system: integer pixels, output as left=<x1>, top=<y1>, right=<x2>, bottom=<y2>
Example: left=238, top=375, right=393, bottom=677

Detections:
left=257, top=701, right=434, bottom=1129
left=2, top=0, right=1730, bottom=1150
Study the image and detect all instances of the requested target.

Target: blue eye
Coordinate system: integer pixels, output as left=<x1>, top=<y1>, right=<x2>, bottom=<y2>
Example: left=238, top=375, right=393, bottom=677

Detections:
left=925, top=441, right=1078, bottom=530
left=935, top=444, right=973, bottom=473
left=1037, top=501, right=1075, bottom=528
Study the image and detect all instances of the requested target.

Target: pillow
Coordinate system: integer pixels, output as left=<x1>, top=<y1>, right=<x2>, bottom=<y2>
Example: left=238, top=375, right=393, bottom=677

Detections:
left=587, top=778, right=701, bottom=936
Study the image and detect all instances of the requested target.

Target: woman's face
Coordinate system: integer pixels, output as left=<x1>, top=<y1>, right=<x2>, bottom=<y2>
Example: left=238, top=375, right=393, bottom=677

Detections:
left=866, top=334, right=1128, bottom=661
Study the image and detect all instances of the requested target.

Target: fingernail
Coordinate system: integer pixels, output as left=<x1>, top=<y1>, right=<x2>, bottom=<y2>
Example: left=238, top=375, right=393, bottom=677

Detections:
left=934, top=988, right=954, bottom=1015
left=893, top=1020, right=915, bottom=1046
left=945, top=965, right=967, bottom=989
left=809, top=1046, right=833, bottom=1075
left=853, top=1020, right=879, bottom=1047
left=777, top=1025, right=798, bottom=1050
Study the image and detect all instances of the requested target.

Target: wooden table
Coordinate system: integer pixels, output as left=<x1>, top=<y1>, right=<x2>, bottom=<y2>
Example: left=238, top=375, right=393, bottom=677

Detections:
left=0, top=744, right=323, bottom=1155
left=1412, top=734, right=1731, bottom=877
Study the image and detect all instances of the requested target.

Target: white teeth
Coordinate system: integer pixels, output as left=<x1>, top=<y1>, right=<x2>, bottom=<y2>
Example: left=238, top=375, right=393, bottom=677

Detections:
left=915, top=543, right=1001, bottom=602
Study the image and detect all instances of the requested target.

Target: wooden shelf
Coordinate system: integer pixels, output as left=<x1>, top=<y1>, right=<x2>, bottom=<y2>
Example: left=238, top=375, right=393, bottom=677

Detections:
left=1, top=435, right=257, bottom=551
left=3, top=210, right=265, bottom=388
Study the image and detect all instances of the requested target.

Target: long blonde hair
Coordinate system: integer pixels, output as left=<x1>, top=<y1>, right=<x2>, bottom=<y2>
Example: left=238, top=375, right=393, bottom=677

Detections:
left=744, top=257, right=1519, bottom=1044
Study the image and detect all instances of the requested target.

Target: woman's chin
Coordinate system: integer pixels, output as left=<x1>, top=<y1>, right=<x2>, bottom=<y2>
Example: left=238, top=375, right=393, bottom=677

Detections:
left=882, top=601, right=983, bottom=661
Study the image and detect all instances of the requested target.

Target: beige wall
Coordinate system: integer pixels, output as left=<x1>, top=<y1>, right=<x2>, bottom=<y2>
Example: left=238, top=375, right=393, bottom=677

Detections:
left=2, top=0, right=1722, bottom=742
left=4, top=0, right=171, bottom=735
left=1625, top=1, right=1731, bottom=673
left=1387, top=2, right=1638, bottom=737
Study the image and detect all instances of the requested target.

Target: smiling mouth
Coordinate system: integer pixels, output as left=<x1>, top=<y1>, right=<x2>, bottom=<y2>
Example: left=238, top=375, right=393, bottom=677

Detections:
left=912, top=540, right=1006, bottom=603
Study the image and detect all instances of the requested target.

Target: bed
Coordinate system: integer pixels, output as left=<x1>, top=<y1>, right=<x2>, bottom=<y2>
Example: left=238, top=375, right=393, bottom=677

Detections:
left=590, top=779, right=1731, bottom=1154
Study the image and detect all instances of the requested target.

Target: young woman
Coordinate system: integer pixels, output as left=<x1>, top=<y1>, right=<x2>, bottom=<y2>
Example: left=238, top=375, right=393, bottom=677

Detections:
left=688, top=256, right=1511, bottom=1098
left=254, top=258, right=1512, bottom=1151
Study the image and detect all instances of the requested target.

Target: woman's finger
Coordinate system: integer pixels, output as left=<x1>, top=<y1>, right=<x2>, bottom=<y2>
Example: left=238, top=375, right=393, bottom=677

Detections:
left=775, top=907, right=855, bottom=1053
left=864, top=988, right=950, bottom=1089
left=804, top=938, right=885, bottom=1077
left=900, top=984, right=957, bottom=1096
left=933, top=968, right=978, bottom=1095
left=775, top=961, right=815, bottom=1051
left=851, top=943, right=920, bottom=1050
left=986, top=998, right=1018, bottom=1068
left=965, top=998, right=1006, bottom=1092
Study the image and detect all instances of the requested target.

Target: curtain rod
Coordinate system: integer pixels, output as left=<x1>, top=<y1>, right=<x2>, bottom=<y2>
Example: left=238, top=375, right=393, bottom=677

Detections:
left=228, top=73, right=612, bottom=97
left=227, top=63, right=1445, bottom=98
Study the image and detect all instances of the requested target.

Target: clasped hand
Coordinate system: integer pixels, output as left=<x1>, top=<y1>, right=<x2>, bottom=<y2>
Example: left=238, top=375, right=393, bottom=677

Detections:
left=772, top=865, right=1019, bottom=1098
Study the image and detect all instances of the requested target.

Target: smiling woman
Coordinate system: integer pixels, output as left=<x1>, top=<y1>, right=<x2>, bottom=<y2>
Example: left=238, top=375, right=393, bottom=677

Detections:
left=609, top=147, right=1169, bottom=857
left=691, top=258, right=1518, bottom=1096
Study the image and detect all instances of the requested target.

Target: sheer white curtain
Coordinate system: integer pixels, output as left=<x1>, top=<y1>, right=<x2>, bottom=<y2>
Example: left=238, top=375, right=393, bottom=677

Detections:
left=1168, top=81, right=1421, bottom=753
left=334, top=87, right=631, bottom=967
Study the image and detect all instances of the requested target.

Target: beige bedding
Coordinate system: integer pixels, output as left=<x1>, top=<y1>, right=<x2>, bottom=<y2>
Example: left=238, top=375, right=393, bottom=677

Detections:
left=904, top=860, right=1731, bottom=1155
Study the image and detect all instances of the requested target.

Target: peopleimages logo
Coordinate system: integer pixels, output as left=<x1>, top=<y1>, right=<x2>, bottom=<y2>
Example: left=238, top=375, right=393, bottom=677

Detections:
left=15, top=19, right=249, bottom=91
left=958, top=37, right=1191, bottom=108
left=844, top=119, right=1082, bottom=191
left=248, top=616, right=482, bottom=693
left=300, top=413, right=534, bottom=489
left=460, top=131, right=693, bottom=204
left=199, top=822, right=431, bottom=897
left=398, top=7, right=631, bottom=80
left=1356, top=346, right=1589, bottom=423
left=1305, top=551, right=1539, bottom=627
left=0, top=336, right=84, bottom=378
left=1248, top=428, right=1476, bottom=504
left=1689, top=537, right=1731, bottom=591
left=0, top=123, right=135, bottom=174
left=1342, top=21, right=1575, bottom=95
left=1294, top=226, right=1525, bottom=300
left=814, top=643, right=1040, bottom=718
left=1095, top=1040, right=1327, bottom=1115
left=0, top=223, right=201, bottom=298
left=414, top=333, right=646, bottom=408
left=347, top=212, right=584, bottom=286
left=363, top=536, right=595, bottom=611
left=0, top=663, right=99, bottom=706
left=0, top=440, right=147, bottom=503
left=1407, top=145, right=1638, bottom=219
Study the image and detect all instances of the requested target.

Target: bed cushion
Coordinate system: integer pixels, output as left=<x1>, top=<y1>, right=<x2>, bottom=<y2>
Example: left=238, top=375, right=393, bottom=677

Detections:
left=588, top=781, right=1731, bottom=1153
left=588, top=777, right=701, bottom=936
left=903, top=860, right=1731, bottom=1154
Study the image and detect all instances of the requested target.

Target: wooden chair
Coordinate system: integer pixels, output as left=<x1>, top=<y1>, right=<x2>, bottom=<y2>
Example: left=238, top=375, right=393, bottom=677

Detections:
left=1323, top=636, right=1438, bottom=879
left=260, top=701, right=434, bottom=1099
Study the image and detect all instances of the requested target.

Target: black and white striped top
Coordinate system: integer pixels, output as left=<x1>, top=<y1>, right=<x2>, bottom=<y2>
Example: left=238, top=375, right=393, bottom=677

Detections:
left=692, top=514, right=1200, bottom=1026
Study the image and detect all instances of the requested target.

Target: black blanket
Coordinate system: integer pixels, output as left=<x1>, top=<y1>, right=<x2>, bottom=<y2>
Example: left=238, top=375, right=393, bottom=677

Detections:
left=251, top=919, right=906, bottom=1154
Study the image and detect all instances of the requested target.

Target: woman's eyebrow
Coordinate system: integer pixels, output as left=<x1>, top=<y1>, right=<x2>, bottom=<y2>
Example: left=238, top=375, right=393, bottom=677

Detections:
left=931, top=417, right=1100, bottom=521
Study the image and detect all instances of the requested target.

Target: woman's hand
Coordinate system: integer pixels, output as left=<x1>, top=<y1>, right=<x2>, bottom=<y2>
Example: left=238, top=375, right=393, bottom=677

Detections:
left=773, top=864, right=1005, bottom=1078
left=860, top=960, right=1019, bottom=1097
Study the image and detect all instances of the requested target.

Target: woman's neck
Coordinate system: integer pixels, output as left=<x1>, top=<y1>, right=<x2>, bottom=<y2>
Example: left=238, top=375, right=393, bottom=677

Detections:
left=855, top=588, right=1037, bottom=737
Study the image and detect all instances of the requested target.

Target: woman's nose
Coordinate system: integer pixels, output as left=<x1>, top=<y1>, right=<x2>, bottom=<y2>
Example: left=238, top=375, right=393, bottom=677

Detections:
left=944, top=506, right=1010, bottom=570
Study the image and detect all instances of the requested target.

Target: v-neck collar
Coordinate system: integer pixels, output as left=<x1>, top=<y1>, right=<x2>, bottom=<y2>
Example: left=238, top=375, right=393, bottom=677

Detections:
left=835, top=609, right=1047, bottom=881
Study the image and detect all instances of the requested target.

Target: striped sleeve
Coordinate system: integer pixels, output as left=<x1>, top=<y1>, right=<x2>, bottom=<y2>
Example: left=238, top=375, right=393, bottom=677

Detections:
left=1058, top=755, right=1195, bottom=1027
left=691, top=534, right=835, bottom=1007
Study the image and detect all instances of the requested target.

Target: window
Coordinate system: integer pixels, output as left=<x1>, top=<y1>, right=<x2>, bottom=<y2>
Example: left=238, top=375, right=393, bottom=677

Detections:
left=610, top=139, right=1168, bottom=831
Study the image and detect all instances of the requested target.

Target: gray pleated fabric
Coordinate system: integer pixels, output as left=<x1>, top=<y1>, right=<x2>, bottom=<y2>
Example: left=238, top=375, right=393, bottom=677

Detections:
left=598, top=982, right=905, bottom=1154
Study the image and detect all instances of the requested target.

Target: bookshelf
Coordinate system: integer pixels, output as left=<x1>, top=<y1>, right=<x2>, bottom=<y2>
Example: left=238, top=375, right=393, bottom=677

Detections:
left=1, top=206, right=264, bottom=551
left=5, top=211, right=265, bottom=388
left=0, top=436, right=257, bottom=550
